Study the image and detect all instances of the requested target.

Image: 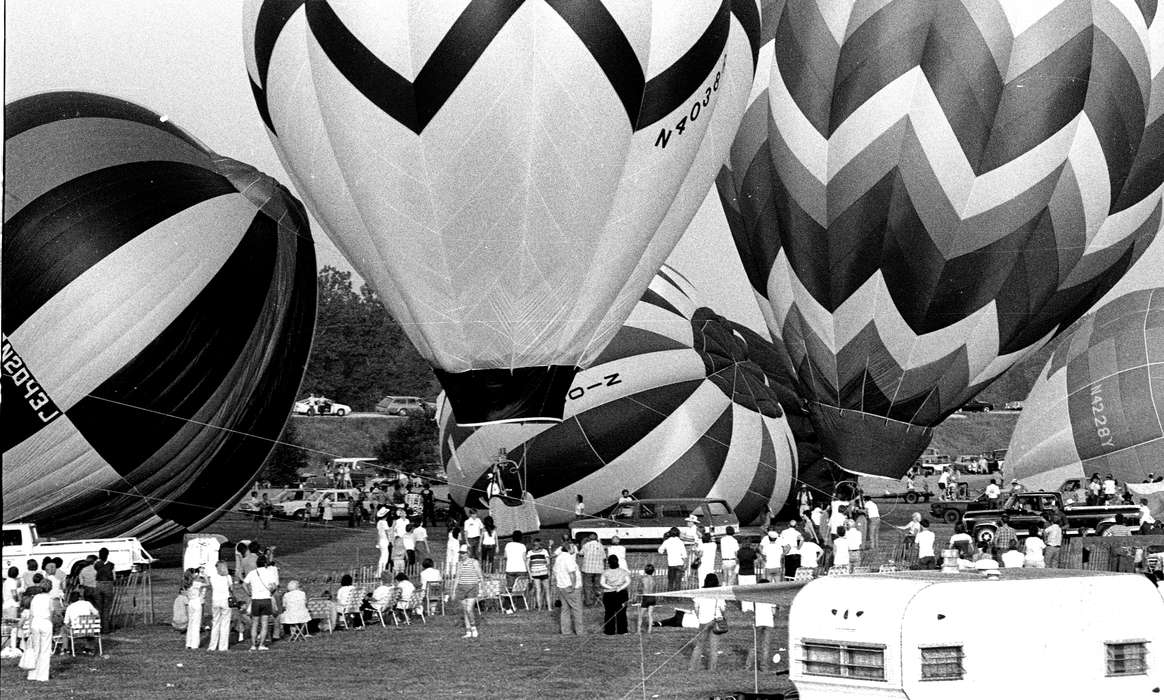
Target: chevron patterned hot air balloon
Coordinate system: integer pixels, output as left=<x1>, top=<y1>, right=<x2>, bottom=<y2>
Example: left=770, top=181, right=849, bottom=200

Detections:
left=717, top=0, right=1164, bottom=479
left=438, top=266, right=798, bottom=526
left=244, top=0, right=761, bottom=426
left=2, top=92, right=316, bottom=543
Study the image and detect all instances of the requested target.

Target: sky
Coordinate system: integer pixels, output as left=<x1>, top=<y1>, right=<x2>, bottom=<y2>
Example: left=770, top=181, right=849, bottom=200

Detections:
left=3, top=0, right=769, bottom=335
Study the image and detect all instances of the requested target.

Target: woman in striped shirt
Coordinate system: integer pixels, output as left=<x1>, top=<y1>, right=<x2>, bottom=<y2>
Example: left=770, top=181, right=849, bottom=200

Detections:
left=451, top=545, right=483, bottom=639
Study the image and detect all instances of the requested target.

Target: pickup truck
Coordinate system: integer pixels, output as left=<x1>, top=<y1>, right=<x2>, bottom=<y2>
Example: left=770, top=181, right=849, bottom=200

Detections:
left=960, top=492, right=1141, bottom=544
left=2, top=522, right=154, bottom=576
left=929, top=494, right=992, bottom=524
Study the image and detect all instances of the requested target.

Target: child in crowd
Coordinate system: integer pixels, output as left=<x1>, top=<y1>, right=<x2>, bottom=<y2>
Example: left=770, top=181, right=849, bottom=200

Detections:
left=637, top=564, right=657, bottom=633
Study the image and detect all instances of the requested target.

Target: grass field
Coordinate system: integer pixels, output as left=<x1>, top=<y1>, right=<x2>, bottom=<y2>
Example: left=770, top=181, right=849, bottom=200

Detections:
left=2, top=513, right=827, bottom=699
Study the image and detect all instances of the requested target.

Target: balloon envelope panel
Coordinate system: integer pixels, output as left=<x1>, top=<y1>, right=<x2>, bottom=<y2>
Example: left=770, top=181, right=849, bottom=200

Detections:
left=717, top=0, right=1163, bottom=478
left=1007, top=286, right=1164, bottom=490
left=2, top=91, right=316, bottom=543
left=439, top=267, right=798, bottom=526
left=244, top=0, right=761, bottom=424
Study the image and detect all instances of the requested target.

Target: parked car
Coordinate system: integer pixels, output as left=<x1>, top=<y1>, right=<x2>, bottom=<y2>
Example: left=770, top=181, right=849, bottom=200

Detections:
left=280, top=488, right=361, bottom=520
left=375, top=395, right=436, bottom=418
left=1004, top=400, right=1023, bottom=411
left=958, top=399, right=994, bottom=412
left=569, top=497, right=739, bottom=548
left=293, top=396, right=351, bottom=416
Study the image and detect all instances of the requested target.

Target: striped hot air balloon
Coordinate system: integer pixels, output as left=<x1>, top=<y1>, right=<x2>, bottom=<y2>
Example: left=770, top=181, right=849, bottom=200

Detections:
left=439, top=267, right=797, bottom=527
left=717, top=0, right=1164, bottom=479
left=1, top=92, right=316, bottom=543
left=244, top=0, right=761, bottom=426
left=1007, top=285, right=1164, bottom=490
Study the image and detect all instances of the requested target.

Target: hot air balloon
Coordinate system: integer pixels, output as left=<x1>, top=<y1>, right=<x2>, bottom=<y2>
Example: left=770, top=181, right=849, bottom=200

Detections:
left=2, top=91, right=316, bottom=543
left=244, top=0, right=760, bottom=425
left=439, top=266, right=798, bottom=527
left=717, top=0, right=1164, bottom=479
left=1006, top=285, right=1164, bottom=490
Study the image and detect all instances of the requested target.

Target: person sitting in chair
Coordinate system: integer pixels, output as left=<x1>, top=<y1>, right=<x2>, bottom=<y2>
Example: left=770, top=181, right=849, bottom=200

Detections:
left=63, top=591, right=99, bottom=655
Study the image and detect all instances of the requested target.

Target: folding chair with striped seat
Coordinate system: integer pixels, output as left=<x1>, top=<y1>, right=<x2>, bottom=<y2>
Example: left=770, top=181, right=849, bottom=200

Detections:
left=394, top=590, right=427, bottom=625
left=370, top=588, right=399, bottom=628
left=66, top=615, right=103, bottom=656
left=335, top=587, right=366, bottom=630
left=878, top=564, right=899, bottom=573
left=826, top=565, right=852, bottom=576
left=792, top=567, right=817, bottom=582
left=503, top=577, right=530, bottom=612
left=305, top=600, right=335, bottom=634
left=424, top=581, right=445, bottom=616
left=476, top=578, right=504, bottom=614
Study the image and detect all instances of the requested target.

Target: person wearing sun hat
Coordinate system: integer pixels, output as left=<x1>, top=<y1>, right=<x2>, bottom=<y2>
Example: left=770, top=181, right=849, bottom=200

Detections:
left=375, top=507, right=391, bottom=573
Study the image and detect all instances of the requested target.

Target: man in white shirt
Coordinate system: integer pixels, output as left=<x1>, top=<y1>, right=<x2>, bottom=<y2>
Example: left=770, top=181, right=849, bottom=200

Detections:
left=503, top=531, right=528, bottom=588
left=1102, top=474, right=1118, bottom=503
left=827, top=506, right=847, bottom=542
left=657, top=529, right=688, bottom=591
left=1001, top=543, right=1025, bottom=568
left=799, top=539, right=823, bottom=570
left=1043, top=516, right=1064, bottom=567
left=1024, top=533, right=1046, bottom=568
left=760, top=532, right=784, bottom=581
left=718, top=527, right=739, bottom=585
left=915, top=519, right=936, bottom=569
left=844, top=520, right=864, bottom=567
left=984, top=479, right=1001, bottom=506
left=552, top=545, right=583, bottom=635
left=778, top=521, right=804, bottom=580
left=832, top=525, right=850, bottom=569
left=463, top=509, right=484, bottom=560
left=864, top=499, right=880, bottom=551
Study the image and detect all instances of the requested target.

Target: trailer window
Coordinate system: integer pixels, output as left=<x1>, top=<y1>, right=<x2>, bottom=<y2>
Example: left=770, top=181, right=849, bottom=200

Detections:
left=920, top=646, right=964, bottom=680
left=1105, top=641, right=1148, bottom=676
left=801, top=640, right=885, bottom=681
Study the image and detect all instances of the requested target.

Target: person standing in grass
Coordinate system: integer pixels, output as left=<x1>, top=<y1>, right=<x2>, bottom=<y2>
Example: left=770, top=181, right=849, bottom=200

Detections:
left=636, top=564, right=657, bottom=633
left=207, top=562, right=233, bottom=652
left=553, top=543, right=584, bottom=635
left=688, top=573, right=725, bottom=671
left=445, top=526, right=463, bottom=579
left=657, top=528, right=687, bottom=591
left=503, top=531, right=528, bottom=590
left=451, top=545, right=483, bottom=639
left=580, top=534, right=606, bottom=607
left=525, top=539, right=552, bottom=611
left=184, top=567, right=207, bottom=650
left=375, top=507, right=391, bottom=573
left=600, top=555, right=631, bottom=635
left=481, top=517, right=498, bottom=573
left=244, top=554, right=278, bottom=650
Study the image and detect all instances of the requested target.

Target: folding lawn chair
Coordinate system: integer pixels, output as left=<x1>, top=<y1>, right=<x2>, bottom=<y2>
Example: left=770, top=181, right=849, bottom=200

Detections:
left=306, top=600, right=334, bottom=634
left=285, top=620, right=310, bottom=641
left=394, top=590, right=427, bottom=625
left=826, top=565, right=852, bottom=576
left=476, top=578, right=503, bottom=614
left=424, top=581, right=445, bottom=616
left=503, top=577, right=530, bottom=612
left=335, top=587, right=366, bottom=630
left=370, top=588, right=399, bottom=628
left=66, top=614, right=103, bottom=656
left=793, top=567, right=817, bottom=582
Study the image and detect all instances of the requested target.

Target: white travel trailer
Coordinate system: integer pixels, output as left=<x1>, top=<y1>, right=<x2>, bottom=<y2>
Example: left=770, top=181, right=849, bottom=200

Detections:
left=788, top=569, right=1164, bottom=699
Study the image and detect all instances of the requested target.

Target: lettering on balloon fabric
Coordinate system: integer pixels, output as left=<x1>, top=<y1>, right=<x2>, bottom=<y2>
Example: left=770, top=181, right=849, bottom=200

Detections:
left=567, top=372, right=623, bottom=401
left=1090, top=383, right=1116, bottom=448
left=655, top=56, right=727, bottom=149
left=1, top=335, right=61, bottom=424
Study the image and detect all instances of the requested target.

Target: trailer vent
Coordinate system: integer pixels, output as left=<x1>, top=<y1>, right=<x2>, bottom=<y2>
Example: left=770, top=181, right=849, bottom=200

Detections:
left=921, top=645, right=964, bottom=680
left=800, top=640, right=886, bottom=681
left=1106, top=641, right=1148, bottom=676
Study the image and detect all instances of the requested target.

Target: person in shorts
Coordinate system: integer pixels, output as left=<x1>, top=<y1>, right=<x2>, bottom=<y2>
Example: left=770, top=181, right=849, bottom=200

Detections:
left=243, top=554, right=278, bottom=650
left=637, top=564, right=657, bottom=633
left=525, top=538, right=551, bottom=611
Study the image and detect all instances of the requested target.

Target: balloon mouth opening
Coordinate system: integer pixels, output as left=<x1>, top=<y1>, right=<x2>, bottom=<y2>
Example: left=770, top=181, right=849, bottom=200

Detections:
left=435, top=365, right=579, bottom=426
left=808, top=403, right=934, bottom=479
